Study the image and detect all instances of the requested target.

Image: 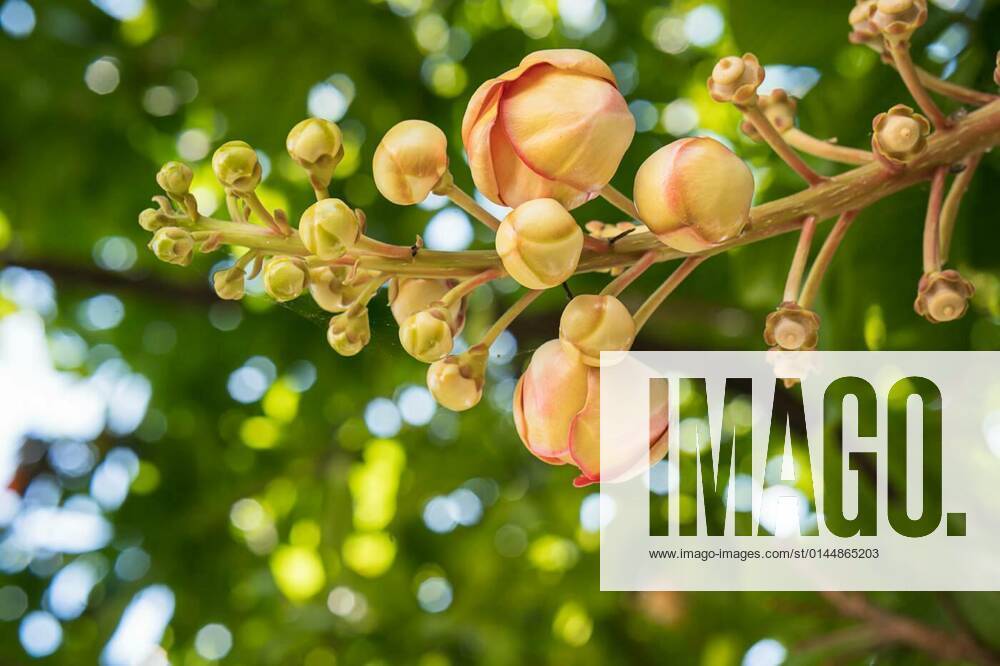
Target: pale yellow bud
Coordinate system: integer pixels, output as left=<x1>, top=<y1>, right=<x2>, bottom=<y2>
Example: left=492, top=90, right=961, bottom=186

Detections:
left=213, top=268, right=245, bottom=300
left=298, top=198, right=360, bottom=260
left=848, top=0, right=883, bottom=50
left=872, top=0, right=926, bottom=43
left=286, top=118, right=344, bottom=186
left=309, top=266, right=381, bottom=313
left=387, top=278, right=467, bottom=333
left=426, top=347, right=488, bottom=412
left=634, top=137, right=753, bottom=252
left=138, top=208, right=171, bottom=232
left=495, top=198, right=583, bottom=289
left=559, top=294, right=635, bottom=366
left=156, top=161, right=193, bottom=196
left=212, top=140, right=261, bottom=193
left=399, top=304, right=455, bottom=362
left=148, top=227, right=194, bottom=266
left=327, top=309, right=371, bottom=356
left=263, top=256, right=309, bottom=302
left=372, top=120, right=449, bottom=205
left=872, top=104, right=930, bottom=166
left=707, top=54, right=764, bottom=106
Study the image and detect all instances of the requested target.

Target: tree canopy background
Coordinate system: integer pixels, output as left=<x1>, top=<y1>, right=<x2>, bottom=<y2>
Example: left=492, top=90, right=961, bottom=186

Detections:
left=1, top=0, right=999, bottom=664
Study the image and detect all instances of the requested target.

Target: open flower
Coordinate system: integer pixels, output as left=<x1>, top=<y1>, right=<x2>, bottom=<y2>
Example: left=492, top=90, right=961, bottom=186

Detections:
left=763, top=303, right=821, bottom=351
left=495, top=198, right=583, bottom=289
left=373, top=120, right=449, bottom=205
left=513, top=340, right=669, bottom=487
left=634, top=137, right=754, bottom=253
left=559, top=294, right=635, bottom=366
left=462, top=49, right=635, bottom=210
left=872, top=104, right=930, bottom=166
left=914, top=270, right=975, bottom=323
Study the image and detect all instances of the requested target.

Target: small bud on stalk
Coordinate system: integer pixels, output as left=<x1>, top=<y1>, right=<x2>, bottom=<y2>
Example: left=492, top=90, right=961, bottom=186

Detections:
left=871, top=104, right=930, bottom=167
left=373, top=120, right=449, bottom=205
left=388, top=278, right=467, bottom=332
left=212, top=140, right=262, bottom=193
left=914, top=270, right=975, bottom=323
left=149, top=227, right=194, bottom=266
left=707, top=53, right=764, bottom=106
left=286, top=118, right=344, bottom=188
left=298, top=198, right=360, bottom=260
left=263, top=256, right=309, bottom=302
left=634, top=137, right=753, bottom=252
left=462, top=49, right=635, bottom=209
left=871, top=0, right=927, bottom=44
left=763, top=303, right=821, bottom=351
left=213, top=267, right=246, bottom=300
left=513, top=340, right=669, bottom=487
left=156, top=161, right=194, bottom=197
left=741, top=90, right=797, bottom=140
left=426, top=346, right=488, bottom=412
left=327, top=309, right=371, bottom=356
left=139, top=207, right=172, bottom=232
left=399, top=303, right=457, bottom=362
left=559, top=294, right=635, bottom=366
left=310, top=266, right=381, bottom=313
left=848, top=0, right=883, bottom=49
left=495, top=198, right=583, bottom=289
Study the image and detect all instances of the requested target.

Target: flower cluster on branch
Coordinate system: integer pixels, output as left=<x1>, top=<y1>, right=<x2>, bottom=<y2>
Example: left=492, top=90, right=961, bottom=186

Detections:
left=138, top=0, right=1000, bottom=486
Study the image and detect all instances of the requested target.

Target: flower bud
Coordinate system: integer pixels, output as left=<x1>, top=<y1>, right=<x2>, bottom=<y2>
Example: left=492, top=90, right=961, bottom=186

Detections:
left=372, top=120, right=449, bottom=206
left=213, top=267, right=245, bottom=300
left=513, top=340, right=669, bottom=487
left=286, top=118, right=344, bottom=186
left=327, top=309, right=371, bottom=356
left=156, top=161, right=193, bottom=196
left=707, top=54, right=764, bottom=106
left=559, top=294, right=635, bottom=366
left=495, top=198, right=583, bottom=289
left=298, top=198, right=360, bottom=260
left=139, top=207, right=172, bottom=232
left=871, top=0, right=926, bottom=44
left=462, top=49, right=635, bottom=210
left=263, top=256, right=309, bottom=302
left=848, top=0, right=883, bottom=50
left=426, top=346, right=488, bottom=412
left=763, top=303, right=821, bottom=351
left=388, top=278, right=467, bottom=333
left=741, top=89, right=797, bottom=140
left=399, top=303, right=455, bottom=363
left=212, top=140, right=262, bottom=193
left=309, top=266, right=381, bottom=313
left=872, top=104, right=930, bottom=166
left=149, top=227, right=194, bottom=266
left=914, top=270, right=974, bottom=323
left=634, top=137, right=753, bottom=253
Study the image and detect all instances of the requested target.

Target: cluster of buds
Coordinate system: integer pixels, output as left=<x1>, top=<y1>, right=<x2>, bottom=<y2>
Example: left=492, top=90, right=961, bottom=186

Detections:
left=137, top=3, right=998, bottom=487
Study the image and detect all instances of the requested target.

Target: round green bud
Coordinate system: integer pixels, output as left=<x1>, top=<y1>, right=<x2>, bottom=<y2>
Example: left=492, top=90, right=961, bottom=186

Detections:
left=139, top=207, right=171, bottom=232
left=212, top=140, right=261, bottom=193
left=298, top=198, right=360, bottom=260
left=156, top=161, right=194, bottom=196
left=149, top=227, right=194, bottom=266
left=213, top=268, right=245, bottom=300
left=263, top=256, right=309, bottom=302
left=327, top=309, right=371, bottom=356
left=399, top=303, right=455, bottom=363
left=286, top=118, right=344, bottom=186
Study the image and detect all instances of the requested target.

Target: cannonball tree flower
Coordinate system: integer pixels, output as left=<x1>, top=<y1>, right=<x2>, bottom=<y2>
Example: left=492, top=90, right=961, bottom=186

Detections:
left=871, top=0, right=927, bottom=44
left=156, top=161, right=193, bottom=197
left=388, top=278, right=467, bottom=333
left=149, top=227, right=194, bottom=266
left=426, top=346, right=488, bottom=412
left=559, top=294, right=635, bottom=367
left=740, top=89, right=798, bottom=140
left=298, top=198, right=360, bottom=260
left=138, top=207, right=171, bottom=232
left=263, top=256, right=309, bottom=302
left=399, top=303, right=457, bottom=363
left=763, top=303, right=821, bottom=351
left=495, top=198, right=583, bottom=289
left=213, top=267, right=245, bottom=301
left=633, top=137, right=754, bottom=253
left=286, top=118, right=344, bottom=188
left=848, top=0, right=883, bottom=49
left=513, top=340, right=669, bottom=487
left=309, top=266, right=381, bottom=313
left=872, top=104, right=930, bottom=167
left=212, top=140, right=262, bottom=193
left=373, top=120, right=449, bottom=205
left=707, top=53, right=764, bottom=106
left=914, top=270, right=975, bottom=323
left=461, top=49, right=635, bottom=210
left=328, top=309, right=371, bottom=356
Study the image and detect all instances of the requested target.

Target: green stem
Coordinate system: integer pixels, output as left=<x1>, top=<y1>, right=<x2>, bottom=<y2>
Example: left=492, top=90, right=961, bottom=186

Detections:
left=441, top=268, right=503, bottom=307
left=243, top=191, right=281, bottom=232
left=799, top=211, right=859, bottom=309
left=346, top=274, right=389, bottom=316
left=437, top=175, right=501, bottom=231
left=632, top=256, right=706, bottom=332
left=479, top=289, right=544, bottom=347
left=783, top=215, right=818, bottom=303
left=939, top=153, right=981, bottom=264
left=922, top=166, right=948, bottom=274
left=600, top=250, right=657, bottom=296
left=356, top=236, right=414, bottom=259
left=600, top=184, right=640, bottom=219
